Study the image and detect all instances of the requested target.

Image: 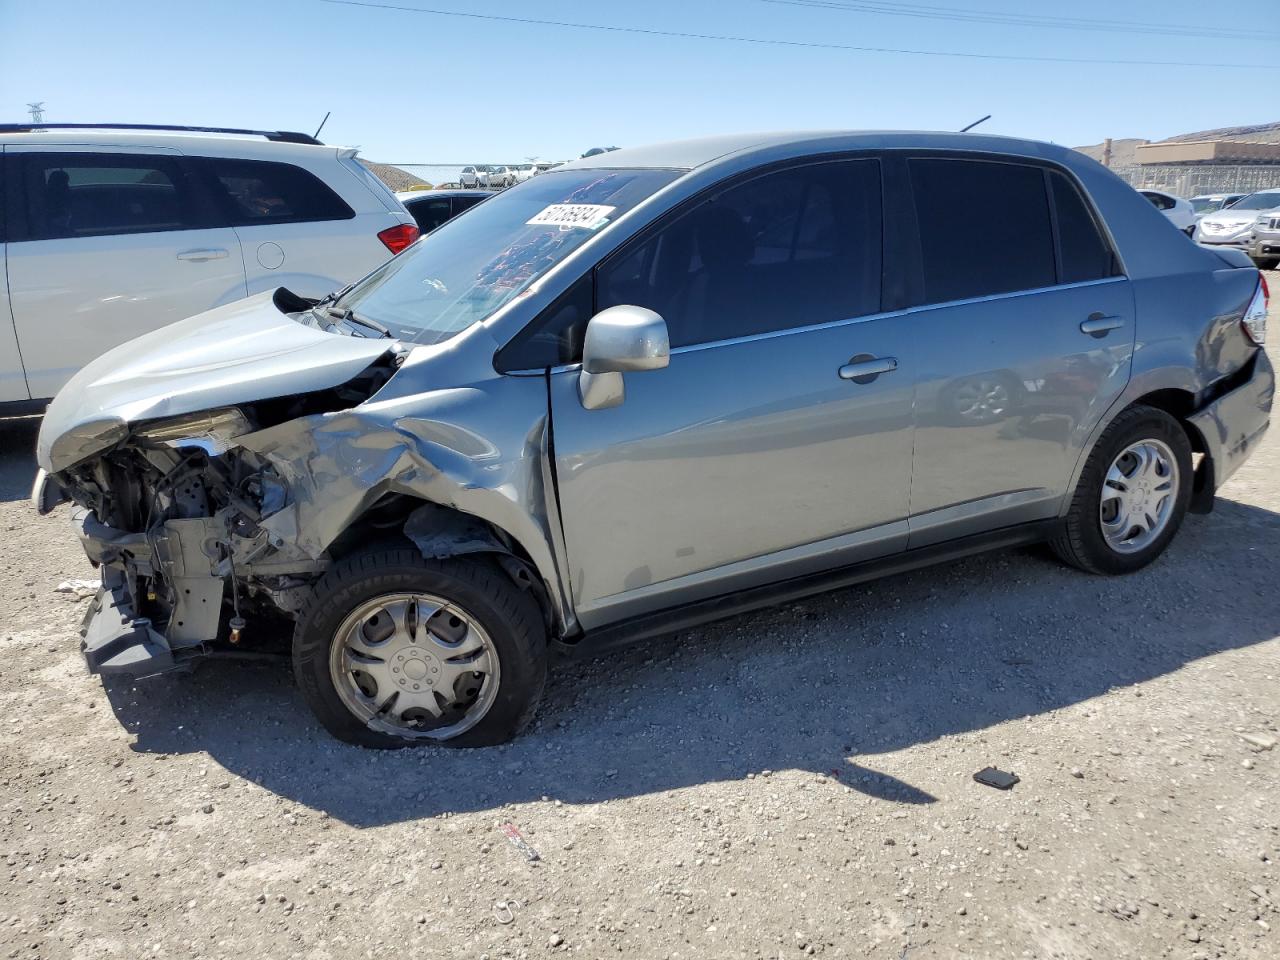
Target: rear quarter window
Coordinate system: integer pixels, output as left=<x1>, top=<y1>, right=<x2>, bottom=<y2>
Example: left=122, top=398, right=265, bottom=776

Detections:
left=1049, top=172, right=1118, bottom=284
left=195, top=157, right=354, bottom=226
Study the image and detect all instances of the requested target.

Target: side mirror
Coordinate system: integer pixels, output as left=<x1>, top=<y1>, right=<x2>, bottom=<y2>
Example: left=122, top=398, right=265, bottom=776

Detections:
left=579, top=305, right=669, bottom=410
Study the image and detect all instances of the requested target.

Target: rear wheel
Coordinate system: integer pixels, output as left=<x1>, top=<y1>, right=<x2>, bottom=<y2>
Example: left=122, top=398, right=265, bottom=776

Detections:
left=1254, top=257, right=1279, bottom=271
left=293, top=548, right=547, bottom=748
left=1051, top=405, right=1193, bottom=575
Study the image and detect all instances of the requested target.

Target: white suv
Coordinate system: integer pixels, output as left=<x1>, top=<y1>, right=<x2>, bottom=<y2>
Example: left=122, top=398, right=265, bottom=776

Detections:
left=0, top=123, right=418, bottom=404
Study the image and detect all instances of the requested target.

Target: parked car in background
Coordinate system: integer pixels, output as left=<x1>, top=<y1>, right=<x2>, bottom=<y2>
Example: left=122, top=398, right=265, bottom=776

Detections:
left=511, top=163, right=538, bottom=183
left=1139, top=189, right=1196, bottom=234
left=0, top=123, right=417, bottom=405
left=486, top=165, right=515, bottom=189
left=459, top=165, right=489, bottom=189
left=396, top=189, right=490, bottom=233
left=1190, top=193, right=1246, bottom=218
left=1194, top=188, right=1280, bottom=268
left=36, top=131, right=1272, bottom=748
left=534, top=161, right=559, bottom=174
left=1251, top=211, right=1280, bottom=270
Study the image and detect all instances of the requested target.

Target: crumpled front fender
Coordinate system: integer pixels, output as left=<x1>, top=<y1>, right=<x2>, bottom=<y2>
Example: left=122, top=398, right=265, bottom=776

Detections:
left=236, top=382, right=574, bottom=633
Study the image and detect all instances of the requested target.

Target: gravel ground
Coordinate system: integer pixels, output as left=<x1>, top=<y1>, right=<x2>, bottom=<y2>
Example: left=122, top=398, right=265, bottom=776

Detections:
left=1, top=272, right=1278, bottom=960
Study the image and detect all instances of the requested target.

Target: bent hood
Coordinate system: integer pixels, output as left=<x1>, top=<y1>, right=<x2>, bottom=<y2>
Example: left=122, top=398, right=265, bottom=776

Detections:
left=38, top=291, right=395, bottom=473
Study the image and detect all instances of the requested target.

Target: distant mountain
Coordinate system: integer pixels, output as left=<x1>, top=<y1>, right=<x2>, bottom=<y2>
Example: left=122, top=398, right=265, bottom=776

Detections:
left=360, top=159, right=428, bottom=191
left=1075, top=120, right=1280, bottom=166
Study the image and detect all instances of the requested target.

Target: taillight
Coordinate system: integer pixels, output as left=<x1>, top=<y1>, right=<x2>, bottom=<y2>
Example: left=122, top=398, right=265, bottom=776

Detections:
left=377, top=223, right=419, bottom=254
left=1242, top=274, right=1268, bottom=345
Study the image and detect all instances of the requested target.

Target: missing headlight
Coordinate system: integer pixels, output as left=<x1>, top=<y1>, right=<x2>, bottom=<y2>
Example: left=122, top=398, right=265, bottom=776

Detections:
left=135, top=408, right=253, bottom=455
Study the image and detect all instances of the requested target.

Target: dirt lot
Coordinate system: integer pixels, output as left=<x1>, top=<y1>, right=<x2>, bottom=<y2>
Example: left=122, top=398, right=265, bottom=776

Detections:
left=1, top=272, right=1278, bottom=960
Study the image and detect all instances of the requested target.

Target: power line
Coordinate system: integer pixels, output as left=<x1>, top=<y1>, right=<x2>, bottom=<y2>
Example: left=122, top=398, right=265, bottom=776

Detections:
left=761, top=0, right=1280, bottom=43
left=318, top=0, right=1280, bottom=70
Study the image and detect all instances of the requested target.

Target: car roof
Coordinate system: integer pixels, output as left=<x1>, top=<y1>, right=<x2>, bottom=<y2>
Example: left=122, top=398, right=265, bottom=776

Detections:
left=561, top=130, right=1088, bottom=172
left=0, top=127, right=353, bottom=161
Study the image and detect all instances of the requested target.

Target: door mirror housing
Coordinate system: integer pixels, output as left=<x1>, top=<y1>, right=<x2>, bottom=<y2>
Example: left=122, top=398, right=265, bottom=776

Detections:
left=579, top=305, right=669, bottom=410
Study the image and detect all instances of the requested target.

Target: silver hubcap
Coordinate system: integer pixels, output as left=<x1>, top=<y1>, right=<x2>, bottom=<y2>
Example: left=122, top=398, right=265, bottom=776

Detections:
left=1099, top=439, right=1179, bottom=554
left=329, top=593, right=499, bottom=740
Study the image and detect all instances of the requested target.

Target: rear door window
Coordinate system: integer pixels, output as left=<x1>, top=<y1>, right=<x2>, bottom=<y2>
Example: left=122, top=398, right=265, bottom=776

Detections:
left=196, top=157, right=353, bottom=226
left=19, top=152, right=205, bottom=240
left=908, top=158, right=1055, bottom=304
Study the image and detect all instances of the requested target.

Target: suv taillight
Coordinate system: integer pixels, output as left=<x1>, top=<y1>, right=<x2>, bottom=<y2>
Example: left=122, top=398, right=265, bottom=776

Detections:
left=377, top=223, right=419, bottom=254
left=1242, top=274, right=1268, bottom=346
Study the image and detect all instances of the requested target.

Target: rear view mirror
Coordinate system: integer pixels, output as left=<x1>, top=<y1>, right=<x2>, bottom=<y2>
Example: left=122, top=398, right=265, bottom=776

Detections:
left=579, top=305, right=669, bottom=410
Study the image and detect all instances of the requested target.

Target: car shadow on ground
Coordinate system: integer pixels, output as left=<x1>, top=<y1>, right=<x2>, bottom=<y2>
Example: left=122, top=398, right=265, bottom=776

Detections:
left=96, top=494, right=1280, bottom=828
left=0, top=417, right=40, bottom=503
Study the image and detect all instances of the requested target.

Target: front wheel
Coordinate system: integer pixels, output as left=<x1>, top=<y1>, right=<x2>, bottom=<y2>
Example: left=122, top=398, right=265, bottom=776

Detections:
left=293, top=549, right=547, bottom=748
left=1050, top=405, right=1193, bottom=575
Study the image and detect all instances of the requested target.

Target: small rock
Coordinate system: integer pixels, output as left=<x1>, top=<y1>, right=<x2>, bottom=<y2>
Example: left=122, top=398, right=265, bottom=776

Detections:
left=548, top=933, right=564, bottom=947
left=1015, top=839, right=1029, bottom=851
left=201, top=804, right=214, bottom=814
left=1242, top=758, right=1256, bottom=770
left=1239, top=733, right=1277, bottom=751
left=1070, top=768, right=1084, bottom=779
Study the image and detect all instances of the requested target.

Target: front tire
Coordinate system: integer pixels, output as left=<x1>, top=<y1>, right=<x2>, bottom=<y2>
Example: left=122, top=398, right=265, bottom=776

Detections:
left=1051, top=405, right=1193, bottom=575
left=293, top=548, right=547, bottom=748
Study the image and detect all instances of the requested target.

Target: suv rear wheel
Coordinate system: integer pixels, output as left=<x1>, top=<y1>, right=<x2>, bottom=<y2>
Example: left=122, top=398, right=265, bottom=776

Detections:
left=1051, top=405, right=1193, bottom=575
left=293, top=548, right=547, bottom=748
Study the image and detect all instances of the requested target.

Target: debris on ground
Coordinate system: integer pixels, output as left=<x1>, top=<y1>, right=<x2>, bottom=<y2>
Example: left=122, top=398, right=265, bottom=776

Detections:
left=53, top=578, right=98, bottom=600
left=973, top=767, right=1019, bottom=790
left=500, top=822, right=541, bottom=862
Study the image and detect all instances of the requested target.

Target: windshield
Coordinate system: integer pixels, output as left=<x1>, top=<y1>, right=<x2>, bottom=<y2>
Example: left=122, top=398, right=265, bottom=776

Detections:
left=1229, top=192, right=1280, bottom=211
left=1191, top=198, right=1222, bottom=213
left=333, top=168, right=680, bottom=344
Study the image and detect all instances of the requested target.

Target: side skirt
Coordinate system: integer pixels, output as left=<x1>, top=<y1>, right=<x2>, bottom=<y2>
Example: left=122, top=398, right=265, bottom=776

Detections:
left=555, top=520, right=1059, bottom=660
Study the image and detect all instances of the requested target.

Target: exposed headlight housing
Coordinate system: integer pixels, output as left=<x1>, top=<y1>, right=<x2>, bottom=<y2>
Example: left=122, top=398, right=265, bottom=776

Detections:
left=135, top=408, right=252, bottom=455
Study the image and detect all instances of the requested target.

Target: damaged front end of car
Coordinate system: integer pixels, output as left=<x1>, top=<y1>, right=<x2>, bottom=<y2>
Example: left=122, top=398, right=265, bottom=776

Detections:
left=34, top=296, right=573, bottom=681
left=39, top=366, right=405, bottom=675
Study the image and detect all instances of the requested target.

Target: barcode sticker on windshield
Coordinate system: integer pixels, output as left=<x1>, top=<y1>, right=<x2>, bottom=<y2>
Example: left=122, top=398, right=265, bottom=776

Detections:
left=527, top=204, right=616, bottom=230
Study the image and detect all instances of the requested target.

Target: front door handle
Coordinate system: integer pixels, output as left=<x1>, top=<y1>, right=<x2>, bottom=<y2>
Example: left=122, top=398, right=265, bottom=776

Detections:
left=839, top=354, right=898, bottom=384
left=1080, top=313, right=1124, bottom=338
left=176, top=248, right=229, bottom=262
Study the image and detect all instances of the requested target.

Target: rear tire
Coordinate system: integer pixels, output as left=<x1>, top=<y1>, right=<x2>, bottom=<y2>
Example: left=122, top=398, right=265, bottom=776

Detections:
left=1050, top=405, right=1193, bottom=575
left=1254, top=257, right=1279, bottom=271
left=293, top=548, right=547, bottom=748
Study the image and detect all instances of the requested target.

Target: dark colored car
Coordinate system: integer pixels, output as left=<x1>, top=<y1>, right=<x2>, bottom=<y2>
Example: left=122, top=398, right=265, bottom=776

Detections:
left=396, top=189, right=490, bottom=234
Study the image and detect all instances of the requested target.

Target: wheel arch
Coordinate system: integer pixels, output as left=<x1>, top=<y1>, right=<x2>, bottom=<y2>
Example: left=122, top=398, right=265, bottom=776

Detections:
left=1129, top=389, right=1215, bottom=514
left=1063, top=387, right=1214, bottom=519
left=326, top=493, right=561, bottom=634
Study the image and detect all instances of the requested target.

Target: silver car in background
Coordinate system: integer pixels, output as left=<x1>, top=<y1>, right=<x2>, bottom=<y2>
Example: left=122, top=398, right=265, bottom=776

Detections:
left=34, top=131, right=1274, bottom=748
left=1194, top=188, right=1280, bottom=267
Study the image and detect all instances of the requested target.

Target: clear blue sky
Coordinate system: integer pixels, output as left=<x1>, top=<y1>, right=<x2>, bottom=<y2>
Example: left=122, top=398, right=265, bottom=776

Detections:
left=2, top=0, right=1277, bottom=163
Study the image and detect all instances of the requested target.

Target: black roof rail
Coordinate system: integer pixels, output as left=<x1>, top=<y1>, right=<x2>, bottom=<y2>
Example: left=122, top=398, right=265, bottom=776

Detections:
left=0, top=123, right=323, bottom=145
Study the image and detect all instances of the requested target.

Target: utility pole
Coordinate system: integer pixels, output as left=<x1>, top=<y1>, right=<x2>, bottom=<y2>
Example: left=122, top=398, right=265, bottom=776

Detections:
left=1102, top=138, right=1113, bottom=168
left=27, top=102, right=46, bottom=124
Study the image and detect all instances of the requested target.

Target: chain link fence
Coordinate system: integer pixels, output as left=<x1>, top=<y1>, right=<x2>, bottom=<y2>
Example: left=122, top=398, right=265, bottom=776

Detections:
left=1108, top=164, right=1280, bottom=197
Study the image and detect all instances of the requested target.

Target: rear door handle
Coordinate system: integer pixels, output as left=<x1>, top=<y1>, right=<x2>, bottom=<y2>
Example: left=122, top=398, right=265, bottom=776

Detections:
left=176, top=248, right=229, bottom=262
left=1080, top=314, right=1124, bottom=337
left=839, top=354, right=898, bottom=384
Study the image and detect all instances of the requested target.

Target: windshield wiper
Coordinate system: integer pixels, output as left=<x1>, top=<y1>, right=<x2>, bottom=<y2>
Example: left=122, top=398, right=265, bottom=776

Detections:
left=314, top=281, right=357, bottom=309
left=326, top=305, right=393, bottom=339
